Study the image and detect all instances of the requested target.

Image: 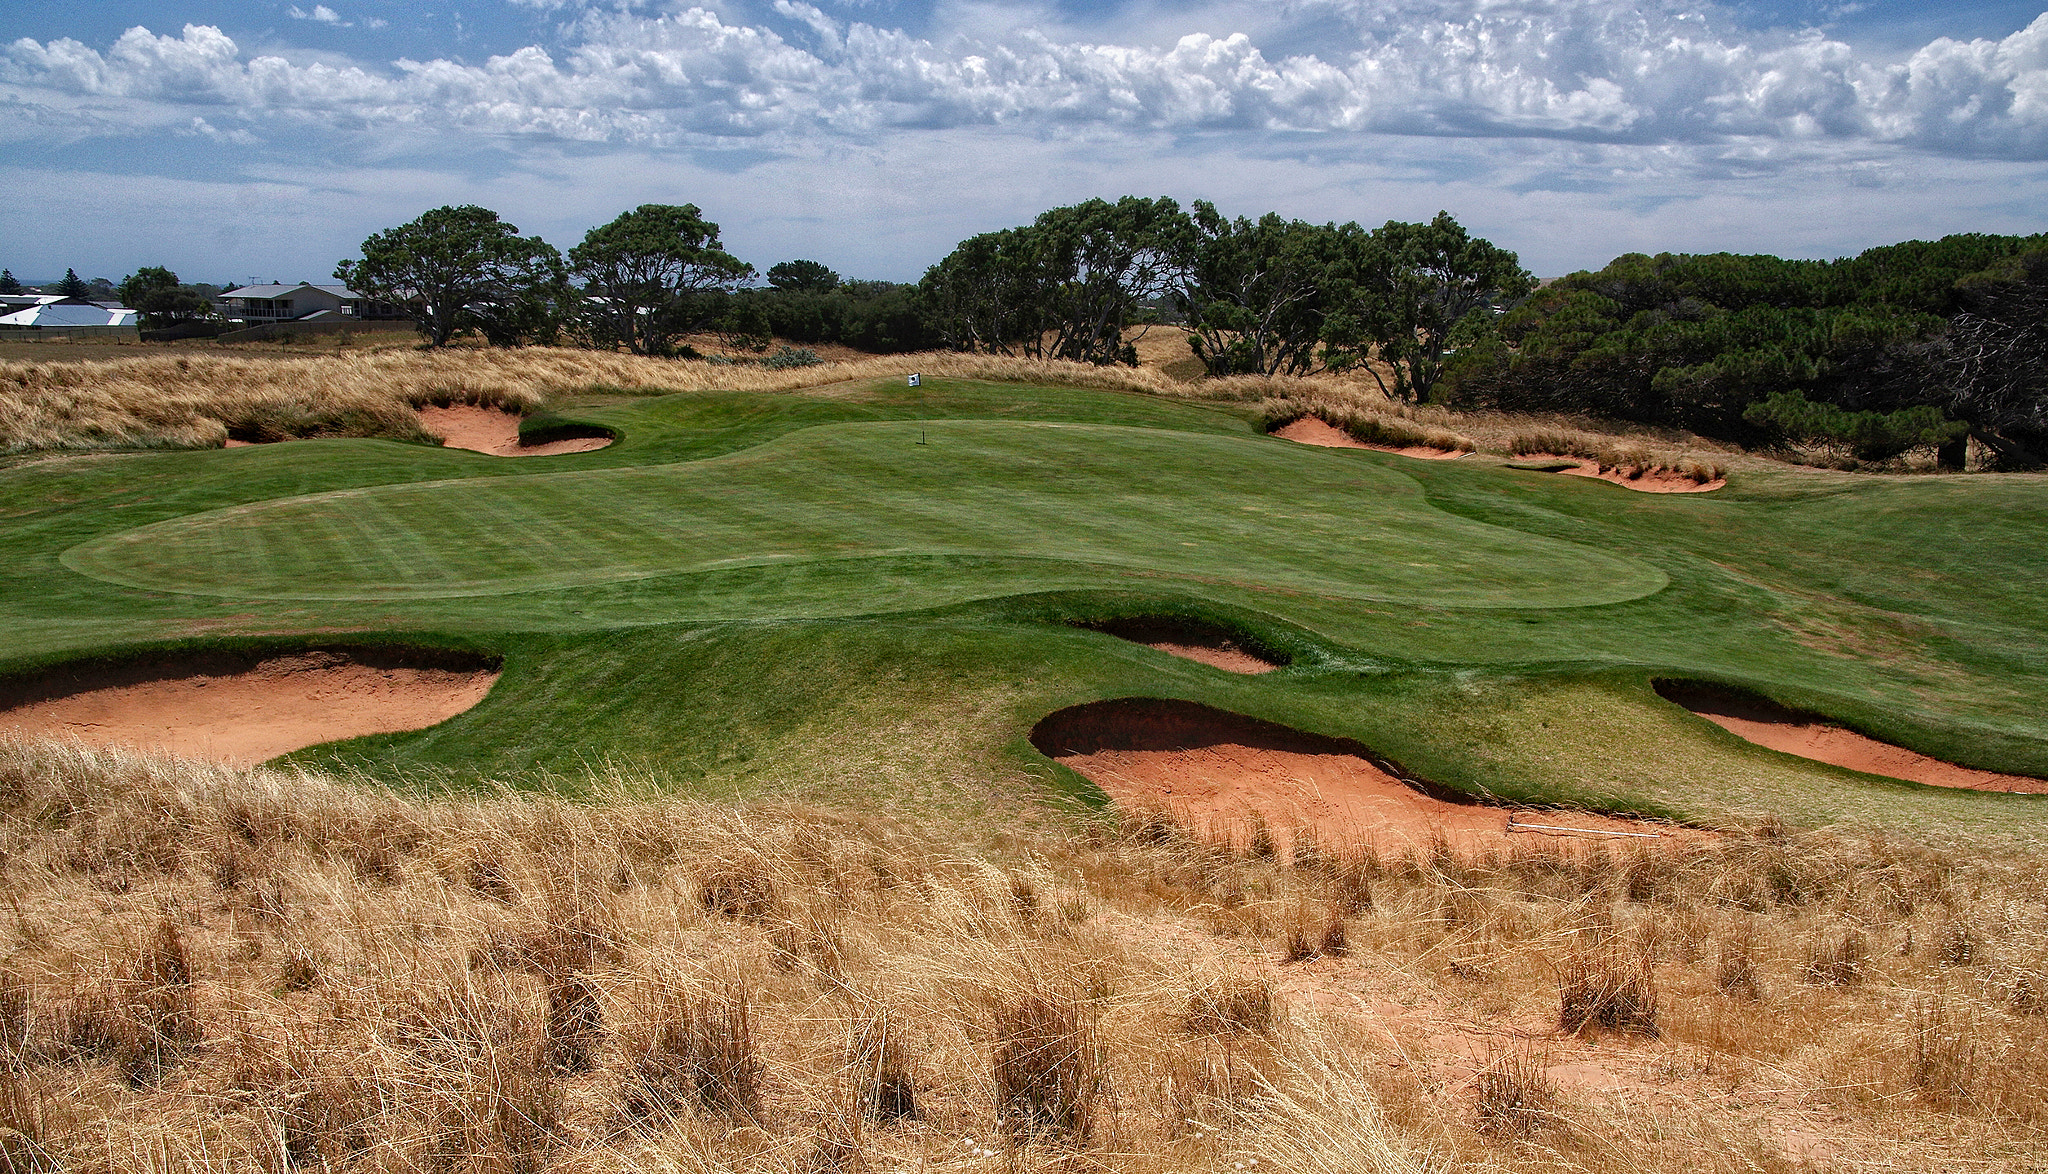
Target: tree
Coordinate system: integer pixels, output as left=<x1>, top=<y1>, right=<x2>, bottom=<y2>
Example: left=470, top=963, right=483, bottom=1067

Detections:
left=568, top=204, right=754, bottom=357
left=1940, top=249, right=2048, bottom=468
left=1366, top=213, right=1534, bottom=402
left=917, top=196, right=1189, bottom=366
left=0, top=270, right=22, bottom=295
left=118, top=266, right=216, bottom=328
left=334, top=205, right=564, bottom=347
left=57, top=269, right=89, bottom=299
left=1176, top=205, right=1382, bottom=377
left=766, top=260, right=840, bottom=294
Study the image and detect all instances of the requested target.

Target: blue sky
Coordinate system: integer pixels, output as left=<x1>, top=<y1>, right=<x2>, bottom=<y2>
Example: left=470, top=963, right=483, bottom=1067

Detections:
left=5, top=1, right=2048, bottom=286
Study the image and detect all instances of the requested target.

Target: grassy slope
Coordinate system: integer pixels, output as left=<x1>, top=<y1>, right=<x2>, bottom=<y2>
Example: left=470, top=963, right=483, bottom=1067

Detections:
left=2, top=375, right=2045, bottom=845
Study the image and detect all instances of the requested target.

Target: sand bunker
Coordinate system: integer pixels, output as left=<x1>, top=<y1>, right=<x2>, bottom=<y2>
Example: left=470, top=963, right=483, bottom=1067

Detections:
left=1658, top=681, right=2048, bottom=794
left=1080, top=618, right=1282, bottom=674
left=1513, top=454, right=1725, bottom=493
left=1274, top=416, right=1467, bottom=461
left=0, top=649, right=499, bottom=766
left=1033, top=698, right=1686, bottom=850
left=419, top=405, right=613, bottom=456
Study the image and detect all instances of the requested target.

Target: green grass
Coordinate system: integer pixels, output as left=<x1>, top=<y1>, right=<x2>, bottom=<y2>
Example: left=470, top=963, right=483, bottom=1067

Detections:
left=3, top=375, right=2046, bottom=845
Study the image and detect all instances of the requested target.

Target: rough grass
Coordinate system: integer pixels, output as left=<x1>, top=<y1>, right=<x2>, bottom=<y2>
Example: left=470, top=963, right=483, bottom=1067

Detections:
left=2, top=345, right=1736, bottom=472
left=4, top=737, right=2048, bottom=1172
left=0, top=348, right=1342, bottom=455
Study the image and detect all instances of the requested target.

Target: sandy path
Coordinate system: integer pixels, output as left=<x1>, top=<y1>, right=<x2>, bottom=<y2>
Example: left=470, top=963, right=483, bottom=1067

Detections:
left=1, top=652, right=499, bottom=766
left=1694, top=712, right=2048, bottom=794
left=1035, top=699, right=1689, bottom=851
left=1518, top=453, right=1725, bottom=493
left=1274, top=416, right=1467, bottom=460
left=418, top=405, right=612, bottom=456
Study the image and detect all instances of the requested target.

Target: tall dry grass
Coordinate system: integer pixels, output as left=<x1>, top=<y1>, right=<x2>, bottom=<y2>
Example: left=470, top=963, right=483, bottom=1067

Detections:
left=2, top=734, right=2046, bottom=1171
left=1, top=344, right=1744, bottom=474
left=0, top=348, right=1247, bottom=454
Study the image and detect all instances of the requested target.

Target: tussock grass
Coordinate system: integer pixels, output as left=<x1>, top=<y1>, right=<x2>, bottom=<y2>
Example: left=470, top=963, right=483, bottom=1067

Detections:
left=4, top=735, right=2048, bottom=1170
left=0, top=348, right=1238, bottom=455
left=0, top=345, right=1749, bottom=474
left=1507, top=426, right=1728, bottom=483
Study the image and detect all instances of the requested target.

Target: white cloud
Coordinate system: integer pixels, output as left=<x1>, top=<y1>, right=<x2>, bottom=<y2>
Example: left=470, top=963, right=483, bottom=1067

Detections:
left=1, top=4, right=2043, bottom=159
left=288, top=5, right=348, bottom=25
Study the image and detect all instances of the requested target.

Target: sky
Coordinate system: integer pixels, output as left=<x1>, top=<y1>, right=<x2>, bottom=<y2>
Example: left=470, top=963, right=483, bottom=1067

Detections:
left=5, top=0, right=2048, bottom=286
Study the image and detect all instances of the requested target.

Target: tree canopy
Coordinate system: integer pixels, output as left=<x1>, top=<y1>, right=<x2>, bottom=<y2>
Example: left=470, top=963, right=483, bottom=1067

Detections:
left=117, top=267, right=215, bottom=328
left=1442, top=235, right=2048, bottom=465
left=766, top=260, right=840, bottom=294
left=335, top=205, right=563, bottom=347
left=568, top=204, right=753, bottom=357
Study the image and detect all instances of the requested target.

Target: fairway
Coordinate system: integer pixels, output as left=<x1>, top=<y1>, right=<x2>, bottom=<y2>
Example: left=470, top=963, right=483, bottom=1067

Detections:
left=62, top=421, right=1667, bottom=607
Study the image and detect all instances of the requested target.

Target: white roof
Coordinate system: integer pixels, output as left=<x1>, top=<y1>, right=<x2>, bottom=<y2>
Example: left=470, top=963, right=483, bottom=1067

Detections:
left=0, top=303, right=139, bottom=328
left=223, top=283, right=360, bottom=299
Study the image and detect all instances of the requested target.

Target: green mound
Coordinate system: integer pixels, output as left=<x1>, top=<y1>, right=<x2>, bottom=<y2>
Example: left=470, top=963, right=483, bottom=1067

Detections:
left=63, top=421, right=1667, bottom=609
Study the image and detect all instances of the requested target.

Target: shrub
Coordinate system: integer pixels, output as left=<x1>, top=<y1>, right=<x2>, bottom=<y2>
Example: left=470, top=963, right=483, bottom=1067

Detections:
left=764, top=345, right=825, bottom=369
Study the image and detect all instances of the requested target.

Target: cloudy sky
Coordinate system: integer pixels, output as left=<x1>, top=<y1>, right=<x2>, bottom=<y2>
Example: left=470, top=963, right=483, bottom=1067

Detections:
left=5, top=0, right=2048, bottom=286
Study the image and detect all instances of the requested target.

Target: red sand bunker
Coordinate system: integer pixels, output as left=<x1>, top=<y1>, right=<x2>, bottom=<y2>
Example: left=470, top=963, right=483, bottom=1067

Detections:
left=1518, top=453, right=1725, bottom=493
left=1142, top=643, right=1278, bottom=674
left=0, top=651, right=498, bottom=766
left=1274, top=416, right=1467, bottom=461
left=1082, top=619, right=1282, bottom=675
left=1665, top=687, right=2048, bottom=794
left=419, top=405, right=612, bottom=457
left=1034, top=699, right=1688, bottom=850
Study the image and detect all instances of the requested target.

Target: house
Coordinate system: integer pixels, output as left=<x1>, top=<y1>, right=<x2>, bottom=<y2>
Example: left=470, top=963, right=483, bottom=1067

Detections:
left=217, top=283, right=408, bottom=325
left=0, top=298, right=140, bottom=337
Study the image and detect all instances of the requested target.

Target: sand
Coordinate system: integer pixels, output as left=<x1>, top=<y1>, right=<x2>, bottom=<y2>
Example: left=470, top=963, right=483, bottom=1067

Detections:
left=1694, top=711, right=2048, bottom=794
left=1142, top=642, right=1279, bottom=674
left=418, top=404, right=612, bottom=456
left=1034, top=699, right=1689, bottom=850
left=1274, top=416, right=1467, bottom=460
left=0, top=651, right=499, bottom=766
left=1518, top=453, right=1726, bottom=493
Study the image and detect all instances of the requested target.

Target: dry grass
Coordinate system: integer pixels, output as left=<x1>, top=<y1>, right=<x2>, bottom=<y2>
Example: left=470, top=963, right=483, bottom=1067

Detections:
left=0, top=346, right=1270, bottom=455
left=3, top=733, right=2047, bottom=1171
left=0, top=344, right=1754, bottom=477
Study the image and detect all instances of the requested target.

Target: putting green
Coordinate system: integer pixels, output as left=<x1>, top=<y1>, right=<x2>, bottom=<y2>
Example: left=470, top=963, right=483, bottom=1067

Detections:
left=63, top=421, right=1667, bottom=608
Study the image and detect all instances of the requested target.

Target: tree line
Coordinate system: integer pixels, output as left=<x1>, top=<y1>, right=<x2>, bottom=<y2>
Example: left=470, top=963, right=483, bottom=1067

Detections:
left=36, top=194, right=2046, bottom=467
left=1439, top=235, right=2048, bottom=467
left=330, top=204, right=940, bottom=357
left=318, top=199, right=2048, bottom=466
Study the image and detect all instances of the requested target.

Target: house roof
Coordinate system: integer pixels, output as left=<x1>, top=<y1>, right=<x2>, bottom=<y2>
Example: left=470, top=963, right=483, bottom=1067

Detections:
left=0, top=303, right=138, bottom=328
left=222, top=283, right=361, bottom=299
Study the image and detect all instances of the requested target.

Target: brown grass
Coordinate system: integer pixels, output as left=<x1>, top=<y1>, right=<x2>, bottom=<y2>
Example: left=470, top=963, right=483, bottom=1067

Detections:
left=3, top=734, right=2047, bottom=1170
left=0, top=345, right=1754, bottom=482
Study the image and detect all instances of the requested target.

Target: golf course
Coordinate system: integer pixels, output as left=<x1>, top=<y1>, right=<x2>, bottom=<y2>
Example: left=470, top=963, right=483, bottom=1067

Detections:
left=6, top=356, right=2048, bottom=1172
left=6, top=370, right=2045, bottom=840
